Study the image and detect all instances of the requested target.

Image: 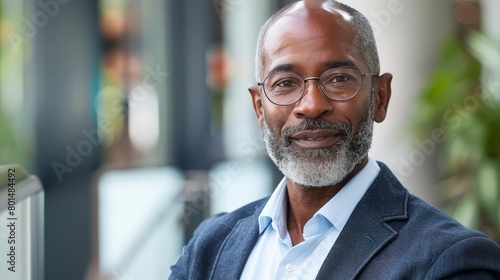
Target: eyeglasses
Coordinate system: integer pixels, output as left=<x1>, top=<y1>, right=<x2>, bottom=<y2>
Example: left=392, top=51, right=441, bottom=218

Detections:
left=258, top=68, right=378, bottom=106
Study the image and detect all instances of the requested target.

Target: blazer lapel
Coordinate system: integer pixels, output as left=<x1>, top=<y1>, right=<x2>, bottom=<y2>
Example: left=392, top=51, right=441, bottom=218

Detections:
left=316, top=163, right=409, bottom=279
left=210, top=202, right=264, bottom=279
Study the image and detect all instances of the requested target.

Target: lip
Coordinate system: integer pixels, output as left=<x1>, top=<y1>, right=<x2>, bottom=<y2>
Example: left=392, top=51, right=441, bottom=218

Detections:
left=290, top=129, right=341, bottom=149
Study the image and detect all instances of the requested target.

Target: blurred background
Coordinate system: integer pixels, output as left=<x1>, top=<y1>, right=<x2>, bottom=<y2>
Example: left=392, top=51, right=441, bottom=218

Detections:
left=0, top=0, right=498, bottom=279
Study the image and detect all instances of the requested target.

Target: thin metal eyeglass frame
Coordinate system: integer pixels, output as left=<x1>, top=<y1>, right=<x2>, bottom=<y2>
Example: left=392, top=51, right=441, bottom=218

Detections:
left=257, top=69, right=379, bottom=106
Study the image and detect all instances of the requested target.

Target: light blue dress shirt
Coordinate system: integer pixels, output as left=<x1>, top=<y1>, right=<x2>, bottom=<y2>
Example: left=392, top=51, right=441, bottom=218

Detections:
left=240, top=155, right=380, bottom=279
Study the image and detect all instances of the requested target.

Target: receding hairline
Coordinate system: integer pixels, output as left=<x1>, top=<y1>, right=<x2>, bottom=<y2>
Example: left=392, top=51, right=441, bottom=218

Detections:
left=255, top=0, right=380, bottom=81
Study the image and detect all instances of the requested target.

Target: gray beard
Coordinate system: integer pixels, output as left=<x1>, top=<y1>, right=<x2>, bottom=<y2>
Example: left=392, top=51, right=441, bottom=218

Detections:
left=262, top=105, right=374, bottom=187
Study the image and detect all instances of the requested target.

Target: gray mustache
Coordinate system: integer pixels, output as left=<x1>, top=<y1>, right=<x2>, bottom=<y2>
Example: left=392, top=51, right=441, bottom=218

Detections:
left=281, top=118, right=351, bottom=144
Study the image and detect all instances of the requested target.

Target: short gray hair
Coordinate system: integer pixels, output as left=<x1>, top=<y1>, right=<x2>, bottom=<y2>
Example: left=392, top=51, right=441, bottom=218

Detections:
left=255, top=0, right=380, bottom=82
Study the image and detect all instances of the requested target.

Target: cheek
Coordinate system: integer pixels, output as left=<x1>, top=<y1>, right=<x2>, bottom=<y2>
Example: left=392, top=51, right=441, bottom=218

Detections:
left=336, top=95, right=372, bottom=128
left=351, top=97, right=373, bottom=129
left=262, top=103, right=290, bottom=134
left=353, top=99, right=371, bottom=118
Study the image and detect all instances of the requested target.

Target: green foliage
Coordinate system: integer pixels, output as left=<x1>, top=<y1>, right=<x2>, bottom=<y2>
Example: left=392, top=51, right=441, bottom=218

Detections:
left=0, top=111, right=28, bottom=166
left=413, top=32, right=500, bottom=242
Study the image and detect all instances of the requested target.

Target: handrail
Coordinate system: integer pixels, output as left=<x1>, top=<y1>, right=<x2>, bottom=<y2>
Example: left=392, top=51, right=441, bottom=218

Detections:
left=0, top=164, right=44, bottom=280
left=0, top=164, right=43, bottom=211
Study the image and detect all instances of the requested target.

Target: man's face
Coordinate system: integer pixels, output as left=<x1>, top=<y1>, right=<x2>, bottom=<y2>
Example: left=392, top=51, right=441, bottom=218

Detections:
left=250, top=5, right=388, bottom=187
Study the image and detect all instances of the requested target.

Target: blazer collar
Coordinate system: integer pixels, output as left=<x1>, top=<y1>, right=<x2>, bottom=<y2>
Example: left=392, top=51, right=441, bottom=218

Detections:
left=316, top=162, right=409, bottom=279
left=211, top=200, right=267, bottom=279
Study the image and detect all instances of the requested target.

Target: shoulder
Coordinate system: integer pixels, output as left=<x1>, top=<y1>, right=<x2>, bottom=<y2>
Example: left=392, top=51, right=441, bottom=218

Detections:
left=405, top=193, right=487, bottom=241
left=375, top=164, right=500, bottom=278
left=425, top=231, right=500, bottom=279
left=375, top=162, right=487, bottom=241
left=379, top=164, right=492, bottom=246
left=409, top=200, right=500, bottom=278
left=169, top=197, right=269, bottom=279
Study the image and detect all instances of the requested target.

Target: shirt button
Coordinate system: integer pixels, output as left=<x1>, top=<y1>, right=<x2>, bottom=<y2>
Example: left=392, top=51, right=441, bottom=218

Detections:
left=285, top=263, right=294, bottom=272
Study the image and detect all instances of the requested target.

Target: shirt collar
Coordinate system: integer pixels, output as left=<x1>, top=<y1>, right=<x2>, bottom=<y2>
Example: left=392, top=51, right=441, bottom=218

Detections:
left=258, top=176, right=288, bottom=238
left=258, top=155, right=381, bottom=238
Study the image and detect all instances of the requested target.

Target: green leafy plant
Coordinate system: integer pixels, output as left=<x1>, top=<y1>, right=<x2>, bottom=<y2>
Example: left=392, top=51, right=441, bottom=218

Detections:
left=413, top=32, right=500, bottom=242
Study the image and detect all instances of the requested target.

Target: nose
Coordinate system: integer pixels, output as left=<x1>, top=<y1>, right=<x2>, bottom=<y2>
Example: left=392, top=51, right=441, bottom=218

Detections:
left=293, top=79, right=333, bottom=119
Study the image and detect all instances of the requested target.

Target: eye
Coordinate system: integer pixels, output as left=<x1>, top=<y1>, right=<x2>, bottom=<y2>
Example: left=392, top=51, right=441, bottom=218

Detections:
left=329, top=75, right=350, bottom=83
left=277, top=79, right=297, bottom=87
left=270, top=75, right=302, bottom=89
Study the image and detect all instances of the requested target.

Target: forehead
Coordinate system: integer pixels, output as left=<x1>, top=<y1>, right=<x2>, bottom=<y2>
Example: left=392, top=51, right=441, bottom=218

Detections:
left=263, top=5, right=364, bottom=74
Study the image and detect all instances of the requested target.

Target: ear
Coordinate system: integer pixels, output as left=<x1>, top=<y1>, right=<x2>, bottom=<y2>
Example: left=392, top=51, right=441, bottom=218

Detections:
left=248, top=84, right=264, bottom=129
left=373, top=73, right=392, bottom=123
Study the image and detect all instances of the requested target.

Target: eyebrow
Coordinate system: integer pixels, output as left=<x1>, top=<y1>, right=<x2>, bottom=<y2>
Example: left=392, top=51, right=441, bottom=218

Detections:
left=267, top=64, right=296, bottom=76
left=324, top=60, right=359, bottom=70
left=266, top=59, right=360, bottom=77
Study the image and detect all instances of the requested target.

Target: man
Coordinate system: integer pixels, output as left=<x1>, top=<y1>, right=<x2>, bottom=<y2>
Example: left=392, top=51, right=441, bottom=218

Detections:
left=170, top=1, right=500, bottom=279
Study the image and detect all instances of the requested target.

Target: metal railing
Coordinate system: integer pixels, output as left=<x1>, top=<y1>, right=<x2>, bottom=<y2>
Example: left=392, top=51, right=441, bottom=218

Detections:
left=0, top=164, right=44, bottom=280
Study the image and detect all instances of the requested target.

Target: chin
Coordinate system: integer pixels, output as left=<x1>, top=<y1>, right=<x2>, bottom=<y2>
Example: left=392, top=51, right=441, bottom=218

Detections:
left=279, top=158, right=351, bottom=188
left=288, top=175, right=345, bottom=188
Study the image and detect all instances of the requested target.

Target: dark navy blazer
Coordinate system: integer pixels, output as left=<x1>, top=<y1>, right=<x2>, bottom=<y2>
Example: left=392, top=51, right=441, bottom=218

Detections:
left=170, top=163, right=500, bottom=279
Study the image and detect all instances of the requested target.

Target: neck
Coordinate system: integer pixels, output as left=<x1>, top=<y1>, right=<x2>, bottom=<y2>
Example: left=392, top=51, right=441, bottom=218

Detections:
left=286, top=156, right=368, bottom=246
